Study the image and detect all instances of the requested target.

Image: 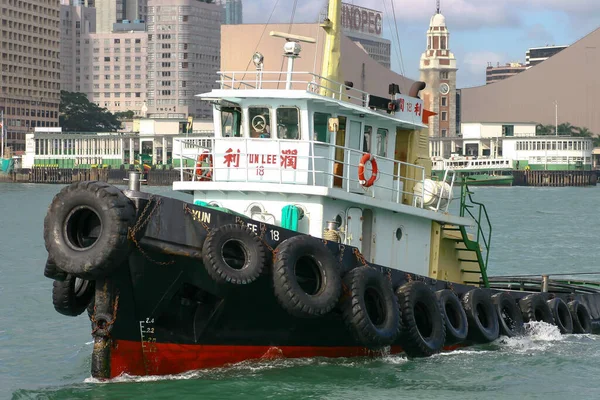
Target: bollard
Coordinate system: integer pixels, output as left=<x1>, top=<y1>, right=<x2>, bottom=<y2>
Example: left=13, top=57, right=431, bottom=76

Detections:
left=128, top=171, right=141, bottom=191
left=541, top=274, right=549, bottom=292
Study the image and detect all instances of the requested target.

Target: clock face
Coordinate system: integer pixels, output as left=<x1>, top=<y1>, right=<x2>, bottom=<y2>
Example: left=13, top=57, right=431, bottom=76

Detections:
left=439, top=83, right=450, bottom=95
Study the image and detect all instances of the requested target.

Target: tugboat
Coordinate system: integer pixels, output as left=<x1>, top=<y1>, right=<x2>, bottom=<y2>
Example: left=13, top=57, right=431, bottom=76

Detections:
left=44, top=0, right=600, bottom=380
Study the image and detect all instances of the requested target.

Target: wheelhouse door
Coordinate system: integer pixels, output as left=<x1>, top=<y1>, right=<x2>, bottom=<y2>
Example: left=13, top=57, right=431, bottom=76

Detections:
left=346, top=120, right=365, bottom=193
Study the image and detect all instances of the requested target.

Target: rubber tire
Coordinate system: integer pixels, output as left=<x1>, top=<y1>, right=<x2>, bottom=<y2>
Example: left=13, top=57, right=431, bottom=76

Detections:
left=436, top=289, right=468, bottom=345
left=492, top=292, right=524, bottom=337
left=519, top=294, right=554, bottom=324
left=202, top=224, right=267, bottom=284
left=44, top=257, right=67, bottom=281
left=272, top=235, right=342, bottom=318
left=462, top=289, right=500, bottom=343
left=44, top=181, right=135, bottom=280
left=340, top=266, right=401, bottom=349
left=568, top=300, right=592, bottom=334
left=546, top=298, right=573, bottom=334
left=396, top=281, right=446, bottom=357
left=52, top=274, right=95, bottom=317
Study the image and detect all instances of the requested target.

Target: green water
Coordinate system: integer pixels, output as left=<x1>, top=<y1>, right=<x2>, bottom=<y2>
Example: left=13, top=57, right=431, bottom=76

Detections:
left=2, top=183, right=600, bottom=399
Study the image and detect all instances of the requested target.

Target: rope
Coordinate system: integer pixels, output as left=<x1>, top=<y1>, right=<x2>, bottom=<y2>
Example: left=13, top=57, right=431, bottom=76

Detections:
left=386, top=0, right=406, bottom=77
left=239, top=0, right=281, bottom=85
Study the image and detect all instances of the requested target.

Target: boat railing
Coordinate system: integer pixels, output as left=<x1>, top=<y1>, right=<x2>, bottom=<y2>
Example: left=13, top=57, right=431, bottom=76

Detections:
left=174, top=137, right=428, bottom=209
left=217, top=71, right=371, bottom=108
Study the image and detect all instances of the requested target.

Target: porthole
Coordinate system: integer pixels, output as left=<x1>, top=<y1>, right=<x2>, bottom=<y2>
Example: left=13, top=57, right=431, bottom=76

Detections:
left=395, top=227, right=404, bottom=241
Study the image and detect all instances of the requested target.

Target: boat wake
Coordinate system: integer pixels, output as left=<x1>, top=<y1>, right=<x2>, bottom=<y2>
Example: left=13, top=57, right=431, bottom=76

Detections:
left=81, top=323, right=582, bottom=385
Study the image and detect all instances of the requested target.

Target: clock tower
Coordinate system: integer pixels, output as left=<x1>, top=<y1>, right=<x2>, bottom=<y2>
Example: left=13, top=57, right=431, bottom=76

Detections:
left=419, top=2, right=457, bottom=156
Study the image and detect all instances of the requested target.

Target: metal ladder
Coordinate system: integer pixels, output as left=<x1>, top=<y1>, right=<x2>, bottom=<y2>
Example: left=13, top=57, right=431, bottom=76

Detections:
left=442, top=177, right=492, bottom=288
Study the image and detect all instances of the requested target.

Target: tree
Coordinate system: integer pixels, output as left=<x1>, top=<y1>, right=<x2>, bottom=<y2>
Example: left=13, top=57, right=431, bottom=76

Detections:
left=536, top=124, right=554, bottom=135
left=114, top=110, right=135, bottom=120
left=557, top=122, right=575, bottom=136
left=59, top=91, right=121, bottom=132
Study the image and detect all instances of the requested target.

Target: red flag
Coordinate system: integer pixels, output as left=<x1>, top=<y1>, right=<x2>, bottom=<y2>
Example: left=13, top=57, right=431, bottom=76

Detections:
left=422, top=109, right=437, bottom=125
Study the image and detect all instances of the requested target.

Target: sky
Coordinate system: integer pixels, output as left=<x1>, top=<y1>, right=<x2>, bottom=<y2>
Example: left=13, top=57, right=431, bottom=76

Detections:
left=242, top=0, right=600, bottom=88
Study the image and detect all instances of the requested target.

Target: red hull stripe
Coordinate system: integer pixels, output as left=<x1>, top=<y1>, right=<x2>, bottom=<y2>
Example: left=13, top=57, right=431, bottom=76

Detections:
left=110, top=340, right=462, bottom=378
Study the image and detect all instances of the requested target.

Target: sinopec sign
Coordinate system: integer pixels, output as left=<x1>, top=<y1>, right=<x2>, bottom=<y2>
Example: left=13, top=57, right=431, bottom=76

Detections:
left=341, top=3, right=383, bottom=38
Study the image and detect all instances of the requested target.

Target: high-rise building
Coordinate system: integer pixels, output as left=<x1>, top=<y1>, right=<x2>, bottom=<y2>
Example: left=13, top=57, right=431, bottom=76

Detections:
left=218, top=0, right=242, bottom=25
left=94, top=0, right=147, bottom=33
left=60, top=3, right=97, bottom=93
left=485, top=62, right=527, bottom=84
left=146, top=0, right=221, bottom=120
left=526, top=45, right=568, bottom=67
left=419, top=8, right=457, bottom=150
left=1, top=0, right=62, bottom=153
left=84, top=22, right=149, bottom=116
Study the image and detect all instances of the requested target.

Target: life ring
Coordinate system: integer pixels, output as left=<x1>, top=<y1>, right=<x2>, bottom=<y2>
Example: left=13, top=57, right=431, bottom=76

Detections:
left=272, top=235, right=341, bottom=318
left=519, top=294, right=554, bottom=324
left=202, top=224, right=267, bottom=285
left=462, top=288, right=499, bottom=343
left=436, top=289, right=468, bottom=345
left=568, top=300, right=592, bottom=334
left=358, top=153, right=378, bottom=187
left=52, top=274, right=95, bottom=317
left=196, top=152, right=213, bottom=181
left=492, top=292, right=524, bottom=337
left=547, top=298, right=573, bottom=334
left=396, top=281, right=446, bottom=357
left=43, top=181, right=136, bottom=280
left=340, top=266, right=401, bottom=348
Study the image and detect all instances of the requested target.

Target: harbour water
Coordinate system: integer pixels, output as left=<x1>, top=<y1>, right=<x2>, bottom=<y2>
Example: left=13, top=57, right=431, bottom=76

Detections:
left=2, top=183, right=600, bottom=399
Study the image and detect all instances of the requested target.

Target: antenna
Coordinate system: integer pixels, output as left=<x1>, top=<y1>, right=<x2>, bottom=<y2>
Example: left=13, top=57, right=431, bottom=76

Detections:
left=436, top=0, right=440, bottom=13
left=269, top=31, right=317, bottom=90
left=269, top=31, right=316, bottom=44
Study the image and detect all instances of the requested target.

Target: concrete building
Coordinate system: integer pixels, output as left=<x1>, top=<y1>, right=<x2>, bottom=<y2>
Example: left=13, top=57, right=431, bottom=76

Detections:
left=84, top=23, right=148, bottom=116
left=94, top=0, right=147, bottom=33
left=218, top=0, right=242, bottom=25
left=220, top=23, right=415, bottom=100
left=1, top=0, right=62, bottom=154
left=461, top=28, right=600, bottom=136
left=146, top=0, right=221, bottom=120
left=419, top=9, right=457, bottom=157
left=60, top=2, right=97, bottom=93
left=486, top=62, right=527, bottom=84
left=526, top=45, right=568, bottom=67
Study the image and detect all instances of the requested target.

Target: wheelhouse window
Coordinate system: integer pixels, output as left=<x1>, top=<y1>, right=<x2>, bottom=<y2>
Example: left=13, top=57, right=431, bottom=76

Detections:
left=220, top=105, right=241, bottom=137
left=249, top=107, right=271, bottom=138
left=363, top=125, right=372, bottom=152
left=376, top=128, right=388, bottom=157
left=313, top=112, right=330, bottom=143
left=276, top=107, right=300, bottom=139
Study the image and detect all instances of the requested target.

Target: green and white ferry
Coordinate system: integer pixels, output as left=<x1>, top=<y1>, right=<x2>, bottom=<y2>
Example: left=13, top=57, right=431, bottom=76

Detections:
left=432, top=156, right=514, bottom=186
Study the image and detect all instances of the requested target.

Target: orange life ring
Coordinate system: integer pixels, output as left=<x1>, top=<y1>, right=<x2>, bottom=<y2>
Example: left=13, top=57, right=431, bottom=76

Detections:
left=358, top=153, right=378, bottom=187
left=196, top=152, right=213, bottom=181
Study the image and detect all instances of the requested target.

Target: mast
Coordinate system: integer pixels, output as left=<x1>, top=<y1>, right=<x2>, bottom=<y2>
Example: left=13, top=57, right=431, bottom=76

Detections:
left=319, top=0, right=342, bottom=97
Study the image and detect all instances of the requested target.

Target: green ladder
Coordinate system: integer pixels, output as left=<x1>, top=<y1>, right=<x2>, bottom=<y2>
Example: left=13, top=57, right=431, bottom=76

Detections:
left=444, top=180, right=492, bottom=288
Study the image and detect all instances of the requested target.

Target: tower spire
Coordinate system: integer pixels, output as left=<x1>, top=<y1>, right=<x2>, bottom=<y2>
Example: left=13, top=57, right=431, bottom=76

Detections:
left=436, top=0, right=440, bottom=14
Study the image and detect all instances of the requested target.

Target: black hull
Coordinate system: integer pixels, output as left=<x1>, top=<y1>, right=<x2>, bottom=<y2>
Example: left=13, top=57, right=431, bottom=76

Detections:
left=49, top=188, right=600, bottom=378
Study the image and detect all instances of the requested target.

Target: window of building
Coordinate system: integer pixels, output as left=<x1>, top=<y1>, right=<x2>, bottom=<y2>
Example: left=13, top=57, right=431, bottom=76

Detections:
left=440, top=71, right=448, bottom=79
left=441, top=96, right=447, bottom=107
left=441, top=111, right=447, bottom=121
left=441, top=129, right=447, bottom=137
left=502, top=125, right=514, bottom=137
